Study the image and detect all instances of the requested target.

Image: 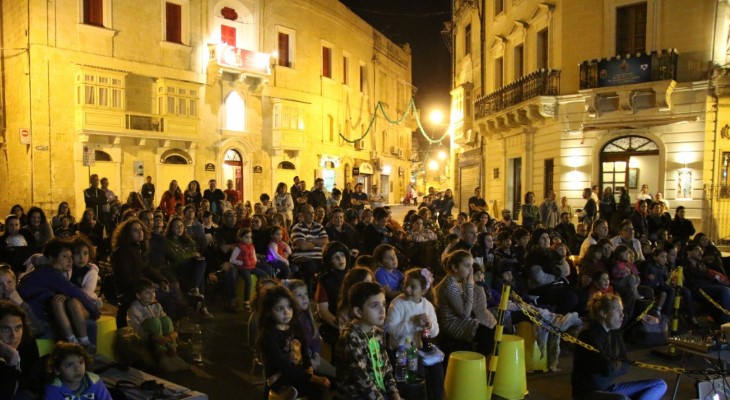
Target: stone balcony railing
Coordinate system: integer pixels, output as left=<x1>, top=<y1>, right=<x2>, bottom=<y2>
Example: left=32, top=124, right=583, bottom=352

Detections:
left=474, top=69, right=560, bottom=119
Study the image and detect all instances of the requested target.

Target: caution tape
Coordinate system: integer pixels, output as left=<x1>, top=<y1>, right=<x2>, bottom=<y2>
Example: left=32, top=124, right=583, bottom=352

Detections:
left=508, top=291, right=688, bottom=375
left=699, top=288, right=730, bottom=316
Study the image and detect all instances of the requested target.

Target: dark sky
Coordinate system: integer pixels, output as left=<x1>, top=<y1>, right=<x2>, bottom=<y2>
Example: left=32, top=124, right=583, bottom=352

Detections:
left=339, top=0, right=452, bottom=118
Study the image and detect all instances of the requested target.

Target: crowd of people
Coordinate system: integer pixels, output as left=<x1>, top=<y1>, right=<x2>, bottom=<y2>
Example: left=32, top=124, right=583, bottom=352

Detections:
left=1, top=173, right=723, bottom=399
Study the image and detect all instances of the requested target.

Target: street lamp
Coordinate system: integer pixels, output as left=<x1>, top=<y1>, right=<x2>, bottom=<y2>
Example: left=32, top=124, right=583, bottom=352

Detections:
left=429, top=110, right=444, bottom=125
left=437, top=150, right=447, bottom=161
left=428, top=160, right=439, bottom=171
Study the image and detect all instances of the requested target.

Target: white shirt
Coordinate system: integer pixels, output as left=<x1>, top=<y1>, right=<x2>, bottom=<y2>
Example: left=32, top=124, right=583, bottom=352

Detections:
left=386, top=294, right=439, bottom=350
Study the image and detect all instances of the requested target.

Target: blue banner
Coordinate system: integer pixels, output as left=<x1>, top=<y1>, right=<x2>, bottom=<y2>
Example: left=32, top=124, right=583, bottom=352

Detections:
left=597, top=54, right=652, bottom=87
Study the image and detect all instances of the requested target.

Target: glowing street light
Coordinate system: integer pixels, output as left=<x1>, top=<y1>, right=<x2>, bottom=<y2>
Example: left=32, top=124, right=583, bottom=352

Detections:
left=429, top=110, right=444, bottom=125
left=428, top=160, right=439, bottom=171
left=437, top=150, right=447, bottom=160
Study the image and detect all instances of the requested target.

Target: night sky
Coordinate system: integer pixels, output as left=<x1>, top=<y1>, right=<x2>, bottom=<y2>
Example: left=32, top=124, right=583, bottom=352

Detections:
left=339, top=0, right=452, bottom=121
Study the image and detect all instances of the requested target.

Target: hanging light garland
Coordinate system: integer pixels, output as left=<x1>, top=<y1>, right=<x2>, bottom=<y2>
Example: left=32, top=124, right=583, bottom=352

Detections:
left=338, top=98, right=450, bottom=145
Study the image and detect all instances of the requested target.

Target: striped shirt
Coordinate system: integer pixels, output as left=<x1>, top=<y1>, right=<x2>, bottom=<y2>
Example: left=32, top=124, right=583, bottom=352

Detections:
left=290, top=221, right=328, bottom=260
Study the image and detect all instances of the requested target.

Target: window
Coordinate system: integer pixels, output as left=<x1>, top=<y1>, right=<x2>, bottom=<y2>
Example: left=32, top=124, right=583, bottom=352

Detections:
left=495, top=0, right=504, bottom=15
left=722, top=152, right=730, bottom=197
left=278, top=32, right=291, bottom=67
left=76, top=70, right=124, bottom=109
left=157, top=80, right=199, bottom=117
left=221, top=25, right=236, bottom=46
left=536, top=28, right=549, bottom=70
left=343, top=56, right=349, bottom=85
left=464, top=24, right=472, bottom=56
left=495, top=57, right=503, bottom=89
left=514, top=44, right=524, bottom=80
left=544, top=159, right=554, bottom=198
left=224, top=91, right=245, bottom=131
left=322, top=46, right=332, bottom=78
left=616, top=2, right=647, bottom=54
left=165, top=2, right=182, bottom=43
left=83, top=0, right=104, bottom=26
left=360, top=64, right=367, bottom=92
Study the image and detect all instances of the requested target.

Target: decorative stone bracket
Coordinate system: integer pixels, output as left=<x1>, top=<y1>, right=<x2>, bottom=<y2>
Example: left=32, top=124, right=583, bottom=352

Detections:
left=582, top=80, right=676, bottom=117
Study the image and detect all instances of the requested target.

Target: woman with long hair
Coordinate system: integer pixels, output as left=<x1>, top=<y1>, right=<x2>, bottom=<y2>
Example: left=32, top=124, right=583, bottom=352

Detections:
left=164, top=217, right=212, bottom=318
left=184, top=180, right=202, bottom=210
left=159, top=180, right=183, bottom=218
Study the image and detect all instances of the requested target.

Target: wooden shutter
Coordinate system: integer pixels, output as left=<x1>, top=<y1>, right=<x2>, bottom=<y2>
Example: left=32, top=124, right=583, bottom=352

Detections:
left=221, top=25, right=236, bottom=46
left=84, top=0, right=104, bottom=27
left=278, top=32, right=290, bottom=67
left=166, top=2, right=182, bottom=44
left=322, top=47, right=331, bottom=78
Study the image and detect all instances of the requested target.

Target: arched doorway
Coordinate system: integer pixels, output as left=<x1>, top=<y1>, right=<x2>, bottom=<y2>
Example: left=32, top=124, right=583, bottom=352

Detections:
left=223, top=149, right=243, bottom=202
left=600, top=135, right=659, bottom=198
left=157, top=149, right=194, bottom=198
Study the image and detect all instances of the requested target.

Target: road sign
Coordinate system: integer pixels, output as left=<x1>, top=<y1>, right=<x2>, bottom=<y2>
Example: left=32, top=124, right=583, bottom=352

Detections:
left=83, top=144, right=95, bottom=167
left=19, top=128, right=30, bottom=145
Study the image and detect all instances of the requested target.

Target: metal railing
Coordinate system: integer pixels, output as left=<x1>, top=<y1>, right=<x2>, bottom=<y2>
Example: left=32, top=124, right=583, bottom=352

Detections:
left=579, top=49, right=678, bottom=90
left=474, top=69, right=560, bottom=119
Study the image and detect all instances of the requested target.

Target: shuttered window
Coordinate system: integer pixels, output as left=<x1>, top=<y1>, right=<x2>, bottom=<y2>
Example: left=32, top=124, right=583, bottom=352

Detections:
left=221, top=25, right=236, bottom=47
left=322, top=46, right=332, bottom=78
left=166, top=2, right=182, bottom=44
left=83, top=0, right=104, bottom=27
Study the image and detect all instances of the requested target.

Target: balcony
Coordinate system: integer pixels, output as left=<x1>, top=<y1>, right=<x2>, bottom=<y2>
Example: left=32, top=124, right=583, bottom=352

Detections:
left=76, top=109, right=198, bottom=143
left=207, top=43, right=271, bottom=85
left=474, top=69, right=560, bottom=120
left=579, top=49, right=678, bottom=90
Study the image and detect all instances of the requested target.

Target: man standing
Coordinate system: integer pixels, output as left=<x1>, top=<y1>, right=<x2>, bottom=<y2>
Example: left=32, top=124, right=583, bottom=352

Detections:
left=291, top=205, right=329, bottom=293
left=307, top=178, right=328, bottom=210
left=224, top=179, right=239, bottom=206
left=83, top=174, right=108, bottom=222
left=203, top=179, right=225, bottom=218
left=368, top=184, right=385, bottom=209
left=539, top=190, right=560, bottom=228
left=141, top=176, right=155, bottom=210
left=468, top=187, right=488, bottom=218
left=350, top=182, right=369, bottom=215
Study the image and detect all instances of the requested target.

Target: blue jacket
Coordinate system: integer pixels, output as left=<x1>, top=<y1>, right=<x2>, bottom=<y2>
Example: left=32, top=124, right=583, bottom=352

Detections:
left=44, top=372, right=112, bottom=400
left=17, top=265, right=100, bottom=320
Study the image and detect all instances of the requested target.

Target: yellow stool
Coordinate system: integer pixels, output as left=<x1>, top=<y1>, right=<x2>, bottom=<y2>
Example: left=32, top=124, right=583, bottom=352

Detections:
left=514, top=321, right=549, bottom=373
left=36, top=338, right=56, bottom=357
left=444, top=351, right=488, bottom=400
left=95, top=315, right=117, bottom=360
left=493, top=334, right=528, bottom=399
left=236, top=274, right=258, bottom=308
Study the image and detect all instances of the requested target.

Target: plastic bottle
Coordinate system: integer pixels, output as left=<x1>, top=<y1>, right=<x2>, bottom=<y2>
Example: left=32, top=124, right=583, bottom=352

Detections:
left=395, top=345, right=408, bottom=382
left=191, top=324, right=203, bottom=363
left=406, top=338, right=419, bottom=381
left=421, top=327, right=433, bottom=351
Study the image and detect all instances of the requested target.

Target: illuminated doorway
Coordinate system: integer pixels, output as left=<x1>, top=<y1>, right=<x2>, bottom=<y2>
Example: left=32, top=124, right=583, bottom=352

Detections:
left=223, top=149, right=243, bottom=202
left=600, top=136, right=659, bottom=199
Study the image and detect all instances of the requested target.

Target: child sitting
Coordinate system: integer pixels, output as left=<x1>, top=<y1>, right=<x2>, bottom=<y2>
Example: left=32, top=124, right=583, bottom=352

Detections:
left=70, top=237, right=103, bottom=309
left=588, top=271, right=614, bottom=298
left=127, top=279, right=187, bottom=372
left=337, top=267, right=375, bottom=330
left=283, top=279, right=336, bottom=377
left=610, top=245, right=642, bottom=302
left=373, top=244, right=404, bottom=301
left=336, top=282, right=400, bottom=399
left=641, top=248, right=671, bottom=317
left=267, top=226, right=292, bottom=279
left=256, top=286, right=330, bottom=398
left=386, top=268, right=443, bottom=400
left=53, top=215, right=76, bottom=239
left=228, top=228, right=274, bottom=312
left=44, top=342, right=112, bottom=400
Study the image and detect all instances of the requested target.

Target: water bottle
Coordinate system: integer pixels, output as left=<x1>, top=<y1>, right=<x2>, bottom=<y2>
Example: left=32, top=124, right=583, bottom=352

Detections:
left=191, top=324, right=203, bottom=363
left=406, top=339, right=419, bottom=382
left=395, top=345, right=408, bottom=382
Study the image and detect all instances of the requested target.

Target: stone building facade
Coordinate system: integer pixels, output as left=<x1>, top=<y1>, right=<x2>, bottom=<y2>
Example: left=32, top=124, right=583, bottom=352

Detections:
left=449, top=0, right=730, bottom=240
left=0, top=0, right=413, bottom=217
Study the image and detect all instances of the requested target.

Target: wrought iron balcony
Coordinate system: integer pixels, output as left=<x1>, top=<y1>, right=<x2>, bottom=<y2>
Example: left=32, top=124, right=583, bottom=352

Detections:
left=579, top=49, right=678, bottom=90
left=474, top=69, right=560, bottom=119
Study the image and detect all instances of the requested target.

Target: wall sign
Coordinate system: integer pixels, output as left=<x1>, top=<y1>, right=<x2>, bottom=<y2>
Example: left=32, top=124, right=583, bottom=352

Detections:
left=353, top=167, right=360, bottom=176
left=205, top=163, right=215, bottom=172
left=597, top=54, right=652, bottom=87
left=253, top=165, right=263, bottom=173
left=19, top=128, right=30, bottom=145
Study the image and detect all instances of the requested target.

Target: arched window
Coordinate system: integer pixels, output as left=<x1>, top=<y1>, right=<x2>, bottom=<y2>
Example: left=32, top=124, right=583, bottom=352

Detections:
left=224, top=149, right=242, bottom=163
left=225, top=91, right=245, bottom=131
left=94, top=150, right=112, bottom=161
left=160, top=149, right=192, bottom=164
left=277, top=161, right=296, bottom=170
